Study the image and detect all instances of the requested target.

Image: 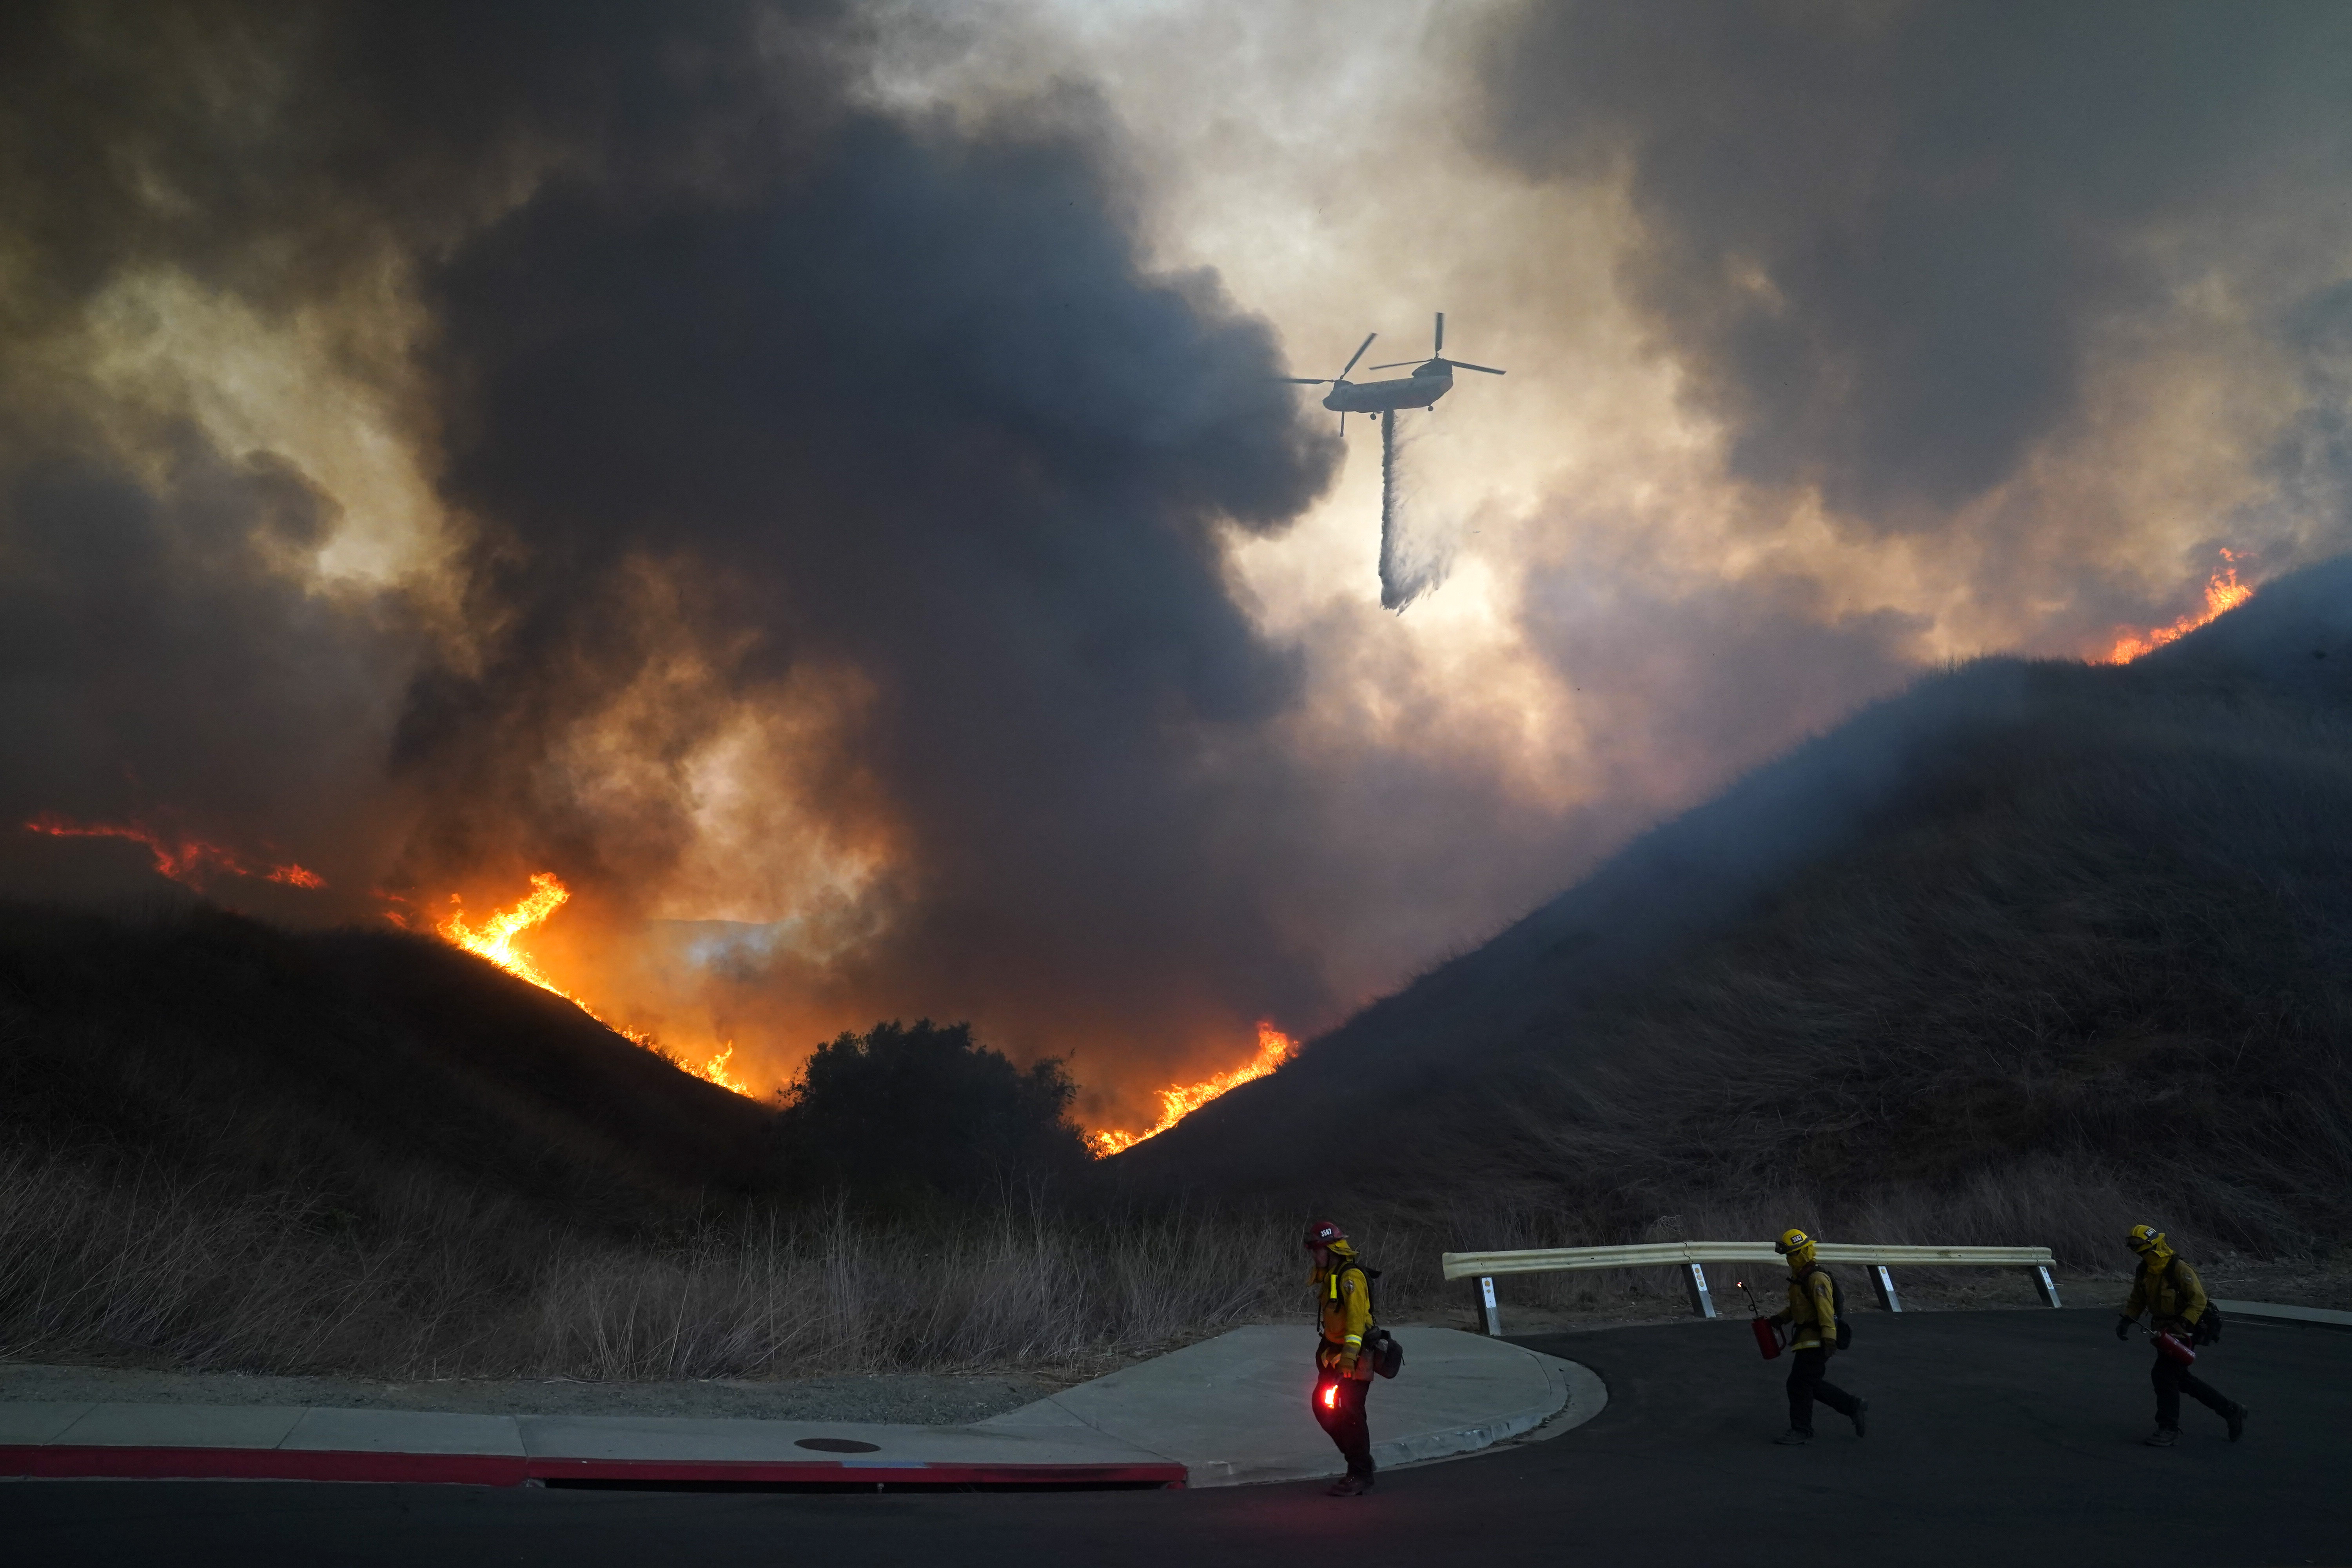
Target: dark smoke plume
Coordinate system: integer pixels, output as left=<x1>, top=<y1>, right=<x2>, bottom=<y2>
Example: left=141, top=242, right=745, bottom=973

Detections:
left=0, top=1, right=1347, bottom=1099
left=1478, top=0, right=2352, bottom=525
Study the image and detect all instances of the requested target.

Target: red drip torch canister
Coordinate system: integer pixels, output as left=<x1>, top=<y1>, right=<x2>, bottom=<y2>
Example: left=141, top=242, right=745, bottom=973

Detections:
left=1752, top=1317, right=1782, bottom=1361
left=2154, top=1331, right=2196, bottom=1366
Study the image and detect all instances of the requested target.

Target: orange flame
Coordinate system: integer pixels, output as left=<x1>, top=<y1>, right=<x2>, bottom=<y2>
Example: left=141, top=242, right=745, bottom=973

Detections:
left=694, top=1042, right=752, bottom=1095
left=1088, top=1022, right=1299, bottom=1158
left=22, top=814, right=324, bottom=891
left=2101, top=552, right=2254, bottom=664
left=437, top=873, right=754, bottom=1098
left=439, top=871, right=571, bottom=993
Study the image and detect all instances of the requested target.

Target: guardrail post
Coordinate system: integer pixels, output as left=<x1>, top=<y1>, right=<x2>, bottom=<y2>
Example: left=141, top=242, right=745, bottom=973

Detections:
left=1867, top=1265, right=1902, bottom=1312
left=2031, top=1265, right=2062, bottom=1308
left=1471, top=1275, right=1504, bottom=1336
left=1682, top=1263, right=1717, bottom=1319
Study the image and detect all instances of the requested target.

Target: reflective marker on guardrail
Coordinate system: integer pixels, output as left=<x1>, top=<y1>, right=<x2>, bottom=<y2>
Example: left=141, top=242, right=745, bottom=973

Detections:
left=1472, top=1274, right=1504, bottom=1336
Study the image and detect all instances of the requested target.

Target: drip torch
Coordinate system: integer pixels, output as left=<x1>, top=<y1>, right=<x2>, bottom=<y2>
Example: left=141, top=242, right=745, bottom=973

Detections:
left=1736, top=1278, right=1782, bottom=1361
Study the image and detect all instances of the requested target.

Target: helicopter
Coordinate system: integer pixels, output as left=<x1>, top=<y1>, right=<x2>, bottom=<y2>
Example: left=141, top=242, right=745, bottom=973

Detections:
left=1283, top=312, right=1504, bottom=433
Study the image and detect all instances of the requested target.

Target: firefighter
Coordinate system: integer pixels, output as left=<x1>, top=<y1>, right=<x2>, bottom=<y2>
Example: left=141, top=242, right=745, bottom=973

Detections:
left=2116, top=1223, right=2246, bottom=1446
left=1767, top=1228, right=1868, bottom=1445
left=1305, top=1218, right=1377, bottom=1495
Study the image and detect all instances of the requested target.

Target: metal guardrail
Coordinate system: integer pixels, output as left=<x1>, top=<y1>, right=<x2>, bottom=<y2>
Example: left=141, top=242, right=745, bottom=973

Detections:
left=1442, top=1241, right=2063, bottom=1335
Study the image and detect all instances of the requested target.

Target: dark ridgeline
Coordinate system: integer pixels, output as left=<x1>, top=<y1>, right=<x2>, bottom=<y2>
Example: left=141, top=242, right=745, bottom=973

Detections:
left=1120, top=555, right=2352, bottom=1264
left=0, top=905, right=776, bottom=1223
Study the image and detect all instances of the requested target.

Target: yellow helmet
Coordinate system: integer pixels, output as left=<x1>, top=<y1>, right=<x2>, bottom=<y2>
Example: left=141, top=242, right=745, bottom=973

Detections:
left=2126, top=1223, right=2168, bottom=1256
left=1774, top=1228, right=1817, bottom=1266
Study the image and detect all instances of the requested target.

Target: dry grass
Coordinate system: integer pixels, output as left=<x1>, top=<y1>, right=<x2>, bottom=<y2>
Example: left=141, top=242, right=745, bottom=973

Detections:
left=0, top=1148, right=1312, bottom=1379
left=1156, top=652, right=2352, bottom=1276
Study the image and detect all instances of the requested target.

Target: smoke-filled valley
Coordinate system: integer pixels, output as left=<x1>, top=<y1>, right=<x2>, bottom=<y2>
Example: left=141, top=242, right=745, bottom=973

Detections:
left=5, top=1, right=2352, bottom=1378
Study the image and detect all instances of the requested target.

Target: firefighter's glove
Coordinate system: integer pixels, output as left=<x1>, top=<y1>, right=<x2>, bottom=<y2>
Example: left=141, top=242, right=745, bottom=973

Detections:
left=2114, top=1317, right=2133, bottom=1341
left=1339, top=1351, right=1358, bottom=1375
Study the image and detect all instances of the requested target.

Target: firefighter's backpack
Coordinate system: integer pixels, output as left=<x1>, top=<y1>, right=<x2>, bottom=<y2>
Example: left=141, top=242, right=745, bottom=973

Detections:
left=1356, top=1265, right=1404, bottom=1377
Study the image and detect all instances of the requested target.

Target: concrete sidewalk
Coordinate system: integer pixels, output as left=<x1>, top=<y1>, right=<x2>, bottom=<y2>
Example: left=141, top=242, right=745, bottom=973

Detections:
left=0, top=1326, right=1599, bottom=1490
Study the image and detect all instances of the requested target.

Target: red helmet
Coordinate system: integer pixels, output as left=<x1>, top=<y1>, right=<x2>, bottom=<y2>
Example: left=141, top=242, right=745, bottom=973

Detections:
left=1304, top=1219, right=1347, bottom=1250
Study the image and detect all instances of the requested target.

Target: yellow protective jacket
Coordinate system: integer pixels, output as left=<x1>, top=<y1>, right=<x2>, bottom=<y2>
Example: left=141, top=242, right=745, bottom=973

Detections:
left=1771, top=1265, right=1840, bottom=1352
left=2121, top=1255, right=2210, bottom=1334
left=1314, top=1242, right=1375, bottom=1379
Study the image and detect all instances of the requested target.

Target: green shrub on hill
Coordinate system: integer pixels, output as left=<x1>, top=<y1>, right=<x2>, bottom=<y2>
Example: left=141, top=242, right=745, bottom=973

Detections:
left=771, top=1020, right=1093, bottom=1204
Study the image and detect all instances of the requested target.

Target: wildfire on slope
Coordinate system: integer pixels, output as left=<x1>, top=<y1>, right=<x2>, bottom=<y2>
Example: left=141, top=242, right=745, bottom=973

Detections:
left=22, top=815, right=325, bottom=890
left=435, top=872, right=755, bottom=1097
left=1089, top=1022, right=1299, bottom=1158
left=2101, top=552, right=2254, bottom=664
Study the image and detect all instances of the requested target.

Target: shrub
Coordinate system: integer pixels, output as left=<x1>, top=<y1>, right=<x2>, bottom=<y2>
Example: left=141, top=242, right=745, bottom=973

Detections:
left=771, top=1020, right=1093, bottom=1204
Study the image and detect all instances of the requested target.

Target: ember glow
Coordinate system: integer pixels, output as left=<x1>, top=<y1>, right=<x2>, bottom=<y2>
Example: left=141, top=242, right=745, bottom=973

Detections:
left=1089, top=1023, right=1300, bottom=1158
left=437, top=872, right=756, bottom=1098
left=22, top=815, right=324, bottom=891
left=2101, top=553, right=2255, bottom=664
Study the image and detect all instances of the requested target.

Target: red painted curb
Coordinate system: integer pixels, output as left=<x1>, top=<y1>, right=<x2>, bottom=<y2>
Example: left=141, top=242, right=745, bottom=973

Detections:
left=1, top=1446, right=529, bottom=1486
left=0, top=1445, right=1187, bottom=1490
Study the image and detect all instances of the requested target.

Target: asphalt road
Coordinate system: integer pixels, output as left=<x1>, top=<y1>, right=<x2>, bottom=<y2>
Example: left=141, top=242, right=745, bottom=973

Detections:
left=5, top=1308, right=2345, bottom=1566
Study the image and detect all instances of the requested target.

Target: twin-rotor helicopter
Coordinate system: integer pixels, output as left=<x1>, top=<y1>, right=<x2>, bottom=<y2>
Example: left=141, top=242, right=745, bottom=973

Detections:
left=1283, top=312, right=1504, bottom=434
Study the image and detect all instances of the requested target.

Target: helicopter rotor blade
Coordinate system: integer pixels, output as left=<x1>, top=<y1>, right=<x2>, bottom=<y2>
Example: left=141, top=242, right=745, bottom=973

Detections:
left=1337, top=331, right=1377, bottom=381
left=1447, top=360, right=1506, bottom=375
left=1435, top=311, right=1444, bottom=356
left=1366, top=360, right=1431, bottom=371
left=1280, top=377, right=1334, bottom=384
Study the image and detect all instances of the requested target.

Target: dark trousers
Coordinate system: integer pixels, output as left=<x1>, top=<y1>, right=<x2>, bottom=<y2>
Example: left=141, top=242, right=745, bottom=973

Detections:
left=1787, top=1347, right=1858, bottom=1434
left=2151, top=1353, right=2235, bottom=1429
left=1313, top=1373, right=1374, bottom=1476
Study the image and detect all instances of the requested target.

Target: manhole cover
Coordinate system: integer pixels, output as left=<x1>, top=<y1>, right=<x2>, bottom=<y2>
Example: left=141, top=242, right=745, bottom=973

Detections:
left=794, top=1437, right=882, bottom=1454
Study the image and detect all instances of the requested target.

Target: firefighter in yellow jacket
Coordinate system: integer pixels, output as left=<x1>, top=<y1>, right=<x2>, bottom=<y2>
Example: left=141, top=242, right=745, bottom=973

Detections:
left=2116, top=1224, right=2246, bottom=1446
left=1305, top=1219, right=1377, bottom=1495
left=1766, top=1228, right=1868, bottom=1445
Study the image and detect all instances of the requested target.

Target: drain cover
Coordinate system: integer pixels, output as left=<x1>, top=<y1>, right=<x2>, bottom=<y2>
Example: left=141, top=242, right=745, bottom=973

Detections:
left=794, top=1437, right=882, bottom=1454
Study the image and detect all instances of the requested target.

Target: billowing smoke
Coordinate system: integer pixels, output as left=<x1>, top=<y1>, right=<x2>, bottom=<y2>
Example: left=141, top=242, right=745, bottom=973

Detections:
left=1477, top=0, right=2352, bottom=532
left=0, top=1, right=1351, bottom=1113
left=10, top=1, right=2352, bottom=1131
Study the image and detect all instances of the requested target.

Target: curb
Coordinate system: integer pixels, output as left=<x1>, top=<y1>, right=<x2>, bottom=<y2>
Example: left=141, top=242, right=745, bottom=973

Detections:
left=1188, top=1343, right=1604, bottom=1487
left=2213, top=1299, right=2352, bottom=1332
left=0, top=1445, right=1185, bottom=1490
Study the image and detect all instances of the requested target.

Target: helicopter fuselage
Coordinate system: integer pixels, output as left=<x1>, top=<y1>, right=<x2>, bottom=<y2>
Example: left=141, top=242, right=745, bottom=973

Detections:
left=1321, top=362, right=1451, bottom=414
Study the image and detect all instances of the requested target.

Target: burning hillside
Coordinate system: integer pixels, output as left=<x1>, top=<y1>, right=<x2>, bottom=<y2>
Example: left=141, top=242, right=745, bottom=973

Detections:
left=23, top=815, right=323, bottom=892
left=2102, top=552, right=2254, bottom=664
left=432, top=872, right=751, bottom=1096
left=1089, top=1023, right=1299, bottom=1156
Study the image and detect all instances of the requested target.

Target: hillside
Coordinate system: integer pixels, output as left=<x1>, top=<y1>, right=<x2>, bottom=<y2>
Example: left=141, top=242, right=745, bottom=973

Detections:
left=1123, top=557, right=2352, bottom=1265
left=0, top=906, right=1299, bottom=1379
left=0, top=904, right=775, bottom=1223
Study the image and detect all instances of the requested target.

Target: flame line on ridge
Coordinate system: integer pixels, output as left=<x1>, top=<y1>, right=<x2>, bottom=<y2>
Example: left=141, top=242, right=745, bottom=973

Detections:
left=1088, top=1023, right=1298, bottom=1158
